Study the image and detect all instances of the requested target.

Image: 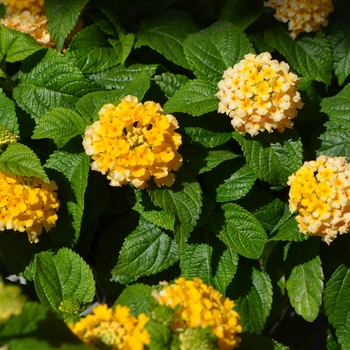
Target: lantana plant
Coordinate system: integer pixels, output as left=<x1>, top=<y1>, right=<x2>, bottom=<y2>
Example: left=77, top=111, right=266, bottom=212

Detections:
left=0, top=0, right=350, bottom=349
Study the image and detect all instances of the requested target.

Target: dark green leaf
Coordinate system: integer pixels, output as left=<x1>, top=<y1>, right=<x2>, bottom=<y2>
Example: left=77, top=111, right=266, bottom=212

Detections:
left=0, top=88, right=18, bottom=133
left=270, top=216, right=309, bottom=242
left=154, top=73, right=189, bottom=99
left=183, top=126, right=232, bottom=148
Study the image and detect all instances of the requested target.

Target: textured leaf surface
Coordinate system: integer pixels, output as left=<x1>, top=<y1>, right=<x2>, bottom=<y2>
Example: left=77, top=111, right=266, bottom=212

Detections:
left=183, top=126, right=232, bottom=148
left=233, top=130, right=303, bottom=185
left=210, top=203, right=268, bottom=259
left=0, top=143, right=48, bottom=182
left=183, top=21, right=253, bottom=81
left=285, top=239, right=323, bottom=322
left=112, top=32, right=135, bottom=64
left=270, top=216, right=309, bottom=242
left=154, top=73, right=189, bottom=99
left=264, top=25, right=332, bottom=84
left=136, top=10, right=197, bottom=68
left=0, top=89, right=18, bottom=133
left=111, top=218, right=178, bottom=284
left=164, top=79, right=218, bottom=116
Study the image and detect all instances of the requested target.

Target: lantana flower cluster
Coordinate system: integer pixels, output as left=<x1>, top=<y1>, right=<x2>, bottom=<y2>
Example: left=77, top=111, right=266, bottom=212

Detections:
left=265, top=0, right=334, bottom=39
left=288, top=155, right=350, bottom=244
left=0, top=0, right=45, bottom=15
left=0, top=171, right=59, bottom=243
left=153, top=277, right=242, bottom=350
left=216, top=52, right=303, bottom=137
left=68, top=304, right=150, bottom=350
left=83, top=95, right=182, bottom=189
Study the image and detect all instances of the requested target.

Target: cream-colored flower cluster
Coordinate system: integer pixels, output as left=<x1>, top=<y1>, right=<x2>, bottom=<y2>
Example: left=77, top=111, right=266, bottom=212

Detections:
left=288, top=155, right=350, bottom=244
left=153, top=277, right=242, bottom=350
left=69, top=304, right=150, bottom=350
left=216, top=52, right=303, bottom=137
left=265, top=0, right=334, bottom=38
left=0, top=171, right=59, bottom=243
left=0, top=10, right=54, bottom=47
left=83, top=95, right=182, bottom=189
left=0, top=0, right=45, bottom=15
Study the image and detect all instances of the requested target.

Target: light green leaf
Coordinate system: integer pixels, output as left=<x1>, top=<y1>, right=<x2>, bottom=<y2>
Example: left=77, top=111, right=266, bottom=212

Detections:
left=111, top=217, right=178, bottom=284
left=0, top=143, right=48, bottom=182
left=216, top=163, right=257, bottom=202
left=164, top=79, right=218, bottom=116
left=46, top=0, right=89, bottom=51
left=154, top=73, right=189, bottom=99
left=111, top=32, right=135, bottom=64
left=270, top=216, right=309, bottom=242
left=136, top=10, right=197, bottom=68
left=210, top=203, right=268, bottom=259
left=233, top=129, right=303, bottom=185
left=285, top=239, right=323, bottom=322
left=34, top=248, right=95, bottom=322
left=65, top=24, right=120, bottom=74
left=13, top=50, right=100, bottom=122
left=0, top=88, right=18, bottom=133
left=179, top=327, right=217, bottom=350
left=264, top=25, right=332, bottom=84
left=146, top=320, right=172, bottom=350
left=32, top=107, right=86, bottom=148
left=183, top=21, right=253, bottom=81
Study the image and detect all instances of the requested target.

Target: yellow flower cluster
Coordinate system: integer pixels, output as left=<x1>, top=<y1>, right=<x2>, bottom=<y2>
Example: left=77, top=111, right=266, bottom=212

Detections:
left=288, top=155, right=350, bottom=244
left=83, top=95, right=182, bottom=189
left=265, top=0, right=334, bottom=39
left=0, top=281, right=26, bottom=324
left=0, top=0, right=45, bottom=15
left=69, top=304, right=151, bottom=350
left=154, top=277, right=242, bottom=350
left=0, top=10, right=54, bottom=47
left=216, top=52, right=303, bottom=137
left=0, top=171, right=59, bottom=243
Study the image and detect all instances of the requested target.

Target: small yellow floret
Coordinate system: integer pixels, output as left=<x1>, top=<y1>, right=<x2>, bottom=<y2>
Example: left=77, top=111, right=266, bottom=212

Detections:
left=0, top=0, right=45, bottom=15
left=216, top=52, right=303, bottom=136
left=153, top=277, right=242, bottom=350
left=83, top=95, right=183, bottom=189
left=265, top=0, right=334, bottom=38
left=288, top=155, right=350, bottom=244
left=68, top=304, right=151, bottom=350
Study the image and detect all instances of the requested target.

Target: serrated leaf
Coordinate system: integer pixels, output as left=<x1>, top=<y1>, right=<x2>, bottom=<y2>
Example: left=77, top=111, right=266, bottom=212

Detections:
left=164, top=79, right=218, bottom=116
left=154, top=73, right=189, bottom=99
left=233, top=129, right=303, bottom=185
left=210, top=203, right=268, bottom=259
left=183, top=126, right=232, bottom=148
left=183, top=21, right=253, bottom=81
left=65, top=24, right=120, bottom=74
left=327, top=327, right=341, bottom=350
left=136, top=10, right=197, bottom=69
left=0, top=25, right=43, bottom=63
left=264, top=25, right=332, bottom=84
left=32, top=107, right=86, bottom=148
left=46, top=0, right=89, bottom=51
left=270, top=216, right=309, bottom=242
left=252, top=198, right=285, bottom=232
left=0, top=143, right=48, bottom=182
left=111, top=32, right=135, bottom=64
left=111, top=217, right=178, bottom=284
left=13, top=50, right=100, bottom=122
left=285, top=239, right=323, bottom=322
left=0, top=88, right=18, bottom=133
left=216, top=163, right=257, bottom=202
left=325, top=255, right=350, bottom=350
left=34, top=248, right=95, bottom=321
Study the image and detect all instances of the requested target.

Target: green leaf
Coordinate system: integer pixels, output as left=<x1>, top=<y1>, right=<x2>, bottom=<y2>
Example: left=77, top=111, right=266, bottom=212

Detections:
left=270, top=216, right=309, bottom=242
left=325, top=255, right=350, bottom=350
left=110, top=32, right=135, bottom=64
left=154, top=73, right=189, bottom=99
left=164, top=79, right=218, bottom=116
left=0, top=143, right=48, bottom=182
left=32, top=107, right=86, bottom=148
left=90, top=63, right=158, bottom=90
left=179, top=327, right=217, bottom=350
left=65, top=24, right=120, bottom=74
left=183, top=126, right=232, bottom=148
left=183, top=21, right=253, bottom=81
left=210, top=203, right=268, bottom=259
left=326, top=327, right=341, bottom=350
left=34, top=248, right=95, bottom=322
left=264, top=25, right=332, bottom=84
left=233, top=129, right=303, bottom=185
left=13, top=50, right=100, bottom=122
left=0, top=88, right=18, bottom=133
left=136, top=10, right=198, bottom=69
left=46, top=0, right=89, bottom=51
left=146, top=320, right=172, bottom=350
left=285, top=239, right=323, bottom=322
left=219, top=0, right=264, bottom=30
left=111, top=217, right=178, bottom=284
left=148, top=168, right=203, bottom=251
left=216, top=163, right=257, bottom=202
left=239, top=332, right=290, bottom=350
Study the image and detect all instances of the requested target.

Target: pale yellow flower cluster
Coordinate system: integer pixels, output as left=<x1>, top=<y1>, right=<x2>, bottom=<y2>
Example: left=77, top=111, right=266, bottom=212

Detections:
left=69, top=304, right=151, bottom=350
left=265, top=0, right=334, bottom=38
left=216, top=52, right=303, bottom=137
left=0, top=171, right=59, bottom=243
left=83, top=95, right=182, bottom=189
left=0, top=10, right=54, bottom=47
left=0, top=0, right=45, bottom=15
left=154, top=277, right=242, bottom=350
left=0, top=281, right=26, bottom=324
left=288, top=155, right=350, bottom=244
